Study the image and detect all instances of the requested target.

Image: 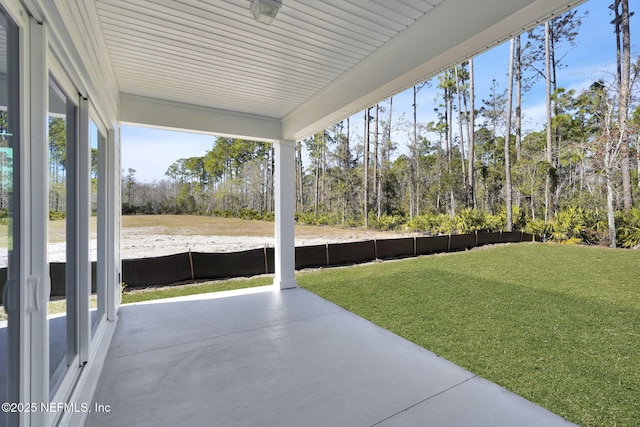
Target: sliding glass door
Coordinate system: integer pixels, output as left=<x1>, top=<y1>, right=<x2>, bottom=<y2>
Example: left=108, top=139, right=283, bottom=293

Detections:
left=0, top=5, right=20, bottom=427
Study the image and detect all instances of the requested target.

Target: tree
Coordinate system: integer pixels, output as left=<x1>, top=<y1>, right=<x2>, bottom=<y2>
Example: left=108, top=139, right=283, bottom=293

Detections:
left=454, top=64, right=468, bottom=205
left=48, top=117, right=67, bottom=213
left=590, top=81, right=625, bottom=247
left=505, top=38, right=516, bottom=231
left=468, top=59, right=476, bottom=208
left=296, top=140, right=304, bottom=211
left=331, top=120, right=356, bottom=224
left=437, top=69, right=457, bottom=214
left=124, top=168, right=136, bottom=207
left=526, top=10, right=586, bottom=220
left=363, top=107, right=371, bottom=227
left=611, top=0, right=634, bottom=209
left=411, top=83, right=428, bottom=217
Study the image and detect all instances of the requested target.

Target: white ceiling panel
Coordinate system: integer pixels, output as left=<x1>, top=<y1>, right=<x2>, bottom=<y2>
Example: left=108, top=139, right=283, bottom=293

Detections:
left=96, top=0, right=440, bottom=119
left=94, top=0, right=584, bottom=140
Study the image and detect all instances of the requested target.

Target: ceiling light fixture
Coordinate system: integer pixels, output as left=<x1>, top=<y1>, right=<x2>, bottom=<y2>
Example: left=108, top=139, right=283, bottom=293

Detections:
left=250, top=0, right=282, bottom=25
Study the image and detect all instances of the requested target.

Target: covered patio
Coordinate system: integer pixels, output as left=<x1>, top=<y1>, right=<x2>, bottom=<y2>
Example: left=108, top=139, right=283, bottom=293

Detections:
left=0, top=1, right=585, bottom=426
left=86, top=287, right=575, bottom=426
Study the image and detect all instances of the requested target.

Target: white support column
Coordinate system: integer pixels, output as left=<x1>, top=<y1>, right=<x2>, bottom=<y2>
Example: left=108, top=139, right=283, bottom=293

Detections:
left=273, top=140, right=297, bottom=290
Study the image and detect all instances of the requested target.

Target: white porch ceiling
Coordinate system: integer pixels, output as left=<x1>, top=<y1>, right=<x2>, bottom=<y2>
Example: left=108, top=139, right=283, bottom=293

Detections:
left=95, top=0, right=584, bottom=141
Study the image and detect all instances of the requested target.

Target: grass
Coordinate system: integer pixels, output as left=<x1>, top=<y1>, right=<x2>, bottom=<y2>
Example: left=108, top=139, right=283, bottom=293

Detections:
left=2, top=240, right=637, bottom=425
left=1, top=296, right=98, bottom=322
left=298, top=243, right=640, bottom=427
left=0, top=277, right=270, bottom=321
left=121, top=276, right=274, bottom=304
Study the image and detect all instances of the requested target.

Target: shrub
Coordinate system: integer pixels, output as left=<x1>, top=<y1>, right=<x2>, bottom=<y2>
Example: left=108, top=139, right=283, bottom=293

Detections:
left=549, top=207, right=592, bottom=244
left=524, top=218, right=550, bottom=240
left=49, top=210, right=66, bottom=220
left=294, top=211, right=341, bottom=227
left=616, top=208, right=640, bottom=248
left=406, top=213, right=439, bottom=234
left=454, top=209, right=487, bottom=233
left=237, top=208, right=261, bottom=220
left=369, top=214, right=406, bottom=231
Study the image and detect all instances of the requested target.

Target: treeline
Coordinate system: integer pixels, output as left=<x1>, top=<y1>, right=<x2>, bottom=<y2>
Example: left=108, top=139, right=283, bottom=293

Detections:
left=123, top=138, right=275, bottom=218
left=123, top=2, right=640, bottom=248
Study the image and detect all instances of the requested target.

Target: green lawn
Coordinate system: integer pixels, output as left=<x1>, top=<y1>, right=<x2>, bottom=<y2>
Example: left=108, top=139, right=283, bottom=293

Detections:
left=11, top=242, right=636, bottom=425
left=298, top=243, right=640, bottom=427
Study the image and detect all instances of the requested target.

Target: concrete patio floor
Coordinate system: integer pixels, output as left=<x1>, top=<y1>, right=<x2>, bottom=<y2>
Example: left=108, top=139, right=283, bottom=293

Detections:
left=86, top=286, right=576, bottom=427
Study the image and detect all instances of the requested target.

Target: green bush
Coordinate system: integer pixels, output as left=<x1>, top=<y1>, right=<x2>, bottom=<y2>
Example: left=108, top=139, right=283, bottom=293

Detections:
left=294, top=211, right=342, bottom=227
left=524, top=208, right=607, bottom=245
left=524, top=218, right=550, bottom=240
left=406, top=213, right=439, bottom=233
left=369, top=214, right=406, bottom=231
left=454, top=209, right=487, bottom=233
left=616, top=208, right=640, bottom=248
left=49, top=210, right=66, bottom=220
left=550, top=207, right=594, bottom=244
left=406, top=213, right=454, bottom=234
left=237, top=208, right=261, bottom=220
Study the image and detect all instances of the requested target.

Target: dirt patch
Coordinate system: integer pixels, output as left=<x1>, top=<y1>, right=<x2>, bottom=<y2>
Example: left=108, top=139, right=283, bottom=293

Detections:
left=120, top=215, right=417, bottom=259
left=0, top=215, right=419, bottom=265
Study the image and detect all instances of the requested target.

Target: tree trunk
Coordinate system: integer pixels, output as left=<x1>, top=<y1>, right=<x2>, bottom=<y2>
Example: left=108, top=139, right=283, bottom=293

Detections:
left=343, top=118, right=350, bottom=224
left=606, top=169, right=617, bottom=248
left=314, top=134, right=320, bottom=218
left=455, top=65, right=467, bottom=202
left=296, top=140, right=303, bottom=211
left=387, top=97, right=393, bottom=215
left=445, top=80, right=454, bottom=215
left=619, top=0, right=633, bottom=209
left=544, top=20, right=554, bottom=222
left=505, top=38, right=515, bottom=232
left=411, top=86, right=418, bottom=218
left=374, top=104, right=380, bottom=218
left=515, top=35, right=523, bottom=163
left=363, top=108, right=370, bottom=227
left=468, top=59, right=476, bottom=209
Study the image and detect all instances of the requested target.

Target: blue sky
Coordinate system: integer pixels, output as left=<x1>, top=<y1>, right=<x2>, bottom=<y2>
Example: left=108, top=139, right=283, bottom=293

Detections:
left=122, top=0, right=637, bottom=183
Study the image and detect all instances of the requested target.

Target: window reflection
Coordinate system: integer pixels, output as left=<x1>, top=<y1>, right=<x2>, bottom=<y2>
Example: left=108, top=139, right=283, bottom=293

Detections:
left=0, top=6, right=19, bottom=427
left=48, top=77, right=77, bottom=395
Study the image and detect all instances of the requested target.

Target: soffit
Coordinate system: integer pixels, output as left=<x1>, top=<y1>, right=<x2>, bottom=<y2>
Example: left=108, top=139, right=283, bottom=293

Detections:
left=96, top=0, right=585, bottom=140
left=96, top=0, right=440, bottom=119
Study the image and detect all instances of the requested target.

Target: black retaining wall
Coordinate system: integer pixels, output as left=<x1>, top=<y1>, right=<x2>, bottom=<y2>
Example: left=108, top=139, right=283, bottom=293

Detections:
left=0, top=231, right=539, bottom=302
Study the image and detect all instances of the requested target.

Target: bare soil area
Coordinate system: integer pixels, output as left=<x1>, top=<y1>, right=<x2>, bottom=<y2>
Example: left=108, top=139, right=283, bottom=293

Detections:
left=120, top=215, right=416, bottom=259
left=0, top=215, right=418, bottom=265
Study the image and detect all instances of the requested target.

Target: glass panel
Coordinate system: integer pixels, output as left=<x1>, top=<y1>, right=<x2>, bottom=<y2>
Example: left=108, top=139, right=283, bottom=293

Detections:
left=48, top=77, right=77, bottom=395
left=90, top=122, right=105, bottom=335
left=0, top=6, right=19, bottom=427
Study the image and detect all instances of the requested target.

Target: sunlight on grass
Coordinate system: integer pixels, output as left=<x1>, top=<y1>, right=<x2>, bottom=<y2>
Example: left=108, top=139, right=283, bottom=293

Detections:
left=298, top=243, right=640, bottom=427
left=121, top=276, right=274, bottom=304
left=0, top=296, right=100, bottom=322
left=0, top=278, right=272, bottom=321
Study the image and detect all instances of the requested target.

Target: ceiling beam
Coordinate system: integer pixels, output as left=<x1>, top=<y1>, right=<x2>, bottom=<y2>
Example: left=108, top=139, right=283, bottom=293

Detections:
left=120, top=93, right=282, bottom=142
